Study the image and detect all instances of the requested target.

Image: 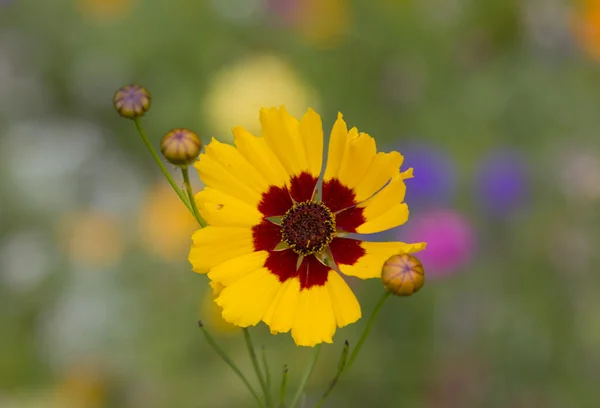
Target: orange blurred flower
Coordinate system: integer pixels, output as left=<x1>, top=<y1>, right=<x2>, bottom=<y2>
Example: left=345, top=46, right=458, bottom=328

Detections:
left=77, top=0, right=134, bottom=22
left=295, top=0, right=351, bottom=48
left=574, top=0, right=600, bottom=60
left=139, top=182, right=198, bottom=262
left=54, top=363, right=107, bottom=408
left=58, top=210, right=123, bottom=268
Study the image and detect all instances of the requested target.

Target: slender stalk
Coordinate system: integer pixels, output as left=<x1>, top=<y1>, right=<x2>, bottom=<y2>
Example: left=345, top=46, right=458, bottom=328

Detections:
left=133, top=118, right=192, bottom=212
left=262, top=347, right=273, bottom=400
left=312, top=341, right=350, bottom=408
left=344, top=291, right=392, bottom=374
left=181, top=166, right=207, bottom=227
left=289, top=344, right=322, bottom=408
left=198, top=322, right=264, bottom=408
left=279, top=366, right=288, bottom=408
left=244, top=328, right=271, bottom=407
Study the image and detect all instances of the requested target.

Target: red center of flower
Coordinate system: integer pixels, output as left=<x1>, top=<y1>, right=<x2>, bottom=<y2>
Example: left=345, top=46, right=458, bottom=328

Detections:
left=281, top=201, right=335, bottom=256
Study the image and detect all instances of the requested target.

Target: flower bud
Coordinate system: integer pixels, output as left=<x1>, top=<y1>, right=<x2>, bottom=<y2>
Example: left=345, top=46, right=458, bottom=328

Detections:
left=160, top=128, right=202, bottom=166
left=381, top=254, right=424, bottom=296
left=113, top=84, right=151, bottom=119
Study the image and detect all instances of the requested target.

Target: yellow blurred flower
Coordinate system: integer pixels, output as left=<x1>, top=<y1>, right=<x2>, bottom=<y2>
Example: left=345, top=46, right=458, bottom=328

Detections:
left=139, top=182, right=198, bottom=261
left=295, top=0, right=351, bottom=48
left=574, top=0, right=600, bottom=60
left=203, top=54, right=318, bottom=143
left=58, top=210, right=123, bottom=268
left=77, top=0, right=134, bottom=22
left=199, top=281, right=239, bottom=334
left=53, top=363, right=107, bottom=408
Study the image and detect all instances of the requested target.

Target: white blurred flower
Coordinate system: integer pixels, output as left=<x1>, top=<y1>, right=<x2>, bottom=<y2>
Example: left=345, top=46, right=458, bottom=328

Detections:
left=0, top=229, right=55, bottom=293
left=560, top=150, right=600, bottom=201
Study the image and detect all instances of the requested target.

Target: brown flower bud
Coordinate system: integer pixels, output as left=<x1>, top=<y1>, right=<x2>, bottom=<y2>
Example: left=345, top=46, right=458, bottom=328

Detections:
left=381, top=254, right=424, bottom=296
left=160, top=128, right=202, bottom=166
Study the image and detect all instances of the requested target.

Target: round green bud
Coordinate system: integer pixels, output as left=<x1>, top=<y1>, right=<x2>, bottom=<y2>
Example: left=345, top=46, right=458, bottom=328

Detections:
left=113, top=84, right=151, bottom=119
left=381, top=254, right=424, bottom=296
left=160, top=128, right=202, bottom=166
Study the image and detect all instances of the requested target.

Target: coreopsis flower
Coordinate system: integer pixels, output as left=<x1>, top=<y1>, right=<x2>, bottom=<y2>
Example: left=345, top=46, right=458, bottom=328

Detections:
left=189, top=107, right=426, bottom=346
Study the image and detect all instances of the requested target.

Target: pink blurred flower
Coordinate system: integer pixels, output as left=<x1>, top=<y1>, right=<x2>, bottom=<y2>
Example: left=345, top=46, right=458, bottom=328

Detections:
left=399, top=209, right=475, bottom=278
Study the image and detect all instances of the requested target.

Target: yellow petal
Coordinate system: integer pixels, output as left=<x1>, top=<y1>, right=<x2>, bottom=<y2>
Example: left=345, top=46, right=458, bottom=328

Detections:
left=260, top=106, right=311, bottom=177
left=323, top=114, right=403, bottom=203
left=263, top=278, right=301, bottom=334
left=291, top=284, right=336, bottom=346
left=326, top=271, right=361, bottom=328
left=208, top=251, right=269, bottom=286
left=216, top=268, right=282, bottom=327
left=233, top=126, right=290, bottom=187
left=299, top=108, right=324, bottom=177
left=195, top=187, right=263, bottom=227
left=336, top=129, right=376, bottom=189
left=195, top=138, right=268, bottom=208
left=356, top=171, right=410, bottom=233
left=339, top=241, right=427, bottom=279
left=353, top=151, right=403, bottom=203
left=323, top=112, right=348, bottom=181
left=188, top=226, right=254, bottom=274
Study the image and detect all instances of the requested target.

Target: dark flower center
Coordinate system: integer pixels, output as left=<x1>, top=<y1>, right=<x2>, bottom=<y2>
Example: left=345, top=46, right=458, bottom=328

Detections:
left=281, top=201, right=336, bottom=256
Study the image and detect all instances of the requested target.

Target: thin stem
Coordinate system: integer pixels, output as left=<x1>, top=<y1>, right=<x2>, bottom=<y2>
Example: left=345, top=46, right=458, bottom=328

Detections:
left=289, top=344, right=322, bottom=408
left=181, top=166, right=207, bottom=227
left=312, top=341, right=350, bottom=408
left=279, top=366, right=288, bottom=408
left=344, top=291, right=392, bottom=374
left=133, top=118, right=192, bottom=212
left=262, top=347, right=273, bottom=401
left=198, top=322, right=264, bottom=408
left=244, top=328, right=271, bottom=407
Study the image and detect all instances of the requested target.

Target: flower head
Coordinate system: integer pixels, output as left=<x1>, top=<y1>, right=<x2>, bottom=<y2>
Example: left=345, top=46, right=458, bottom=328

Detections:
left=189, top=107, right=425, bottom=346
left=113, top=84, right=151, bottom=119
left=160, top=128, right=202, bottom=166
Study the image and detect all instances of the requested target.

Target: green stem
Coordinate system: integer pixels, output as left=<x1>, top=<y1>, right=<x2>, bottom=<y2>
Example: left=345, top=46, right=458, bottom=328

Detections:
left=198, top=322, right=264, bottom=408
left=262, top=347, right=273, bottom=401
left=181, top=166, right=207, bottom=227
left=344, top=291, right=392, bottom=374
left=289, top=344, right=322, bottom=408
left=279, top=366, right=288, bottom=408
left=133, top=118, right=192, bottom=212
left=312, top=341, right=349, bottom=408
left=244, top=328, right=271, bottom=407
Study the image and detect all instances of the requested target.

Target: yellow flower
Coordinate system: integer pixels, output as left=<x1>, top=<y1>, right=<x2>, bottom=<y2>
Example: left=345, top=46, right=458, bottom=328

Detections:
left=203, top=55, right=317, bottom=143
left=189, top=107, right=426, bottom=347
left=139, top=182, right=198, bottom=261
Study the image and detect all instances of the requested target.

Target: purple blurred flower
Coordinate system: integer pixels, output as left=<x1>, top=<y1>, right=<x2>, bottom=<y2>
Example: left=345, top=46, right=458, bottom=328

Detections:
left=476, top=150, right=528, bottom=216
left=400, top=144, right=455, bottom=208
left=399, top=209, right=474, bottom=278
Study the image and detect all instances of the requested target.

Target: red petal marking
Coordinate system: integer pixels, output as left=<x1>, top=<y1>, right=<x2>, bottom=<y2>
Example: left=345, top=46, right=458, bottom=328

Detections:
left=335, top=207, right=366, bottom=233
left=290, top=172, right=318, bottom=202
left=329, top=238, right=366, bottom=266
left=258, top=185, right=293, bottom=217
left=322, top=178, right=357, bottom=212
left=252, top=221, right=282, bottom=251
left=264, top=249, right=330, bottom=289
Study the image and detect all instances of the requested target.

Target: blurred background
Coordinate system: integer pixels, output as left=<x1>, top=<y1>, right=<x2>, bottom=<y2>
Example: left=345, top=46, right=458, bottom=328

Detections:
left=1, top=0, right=600, bottom=406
